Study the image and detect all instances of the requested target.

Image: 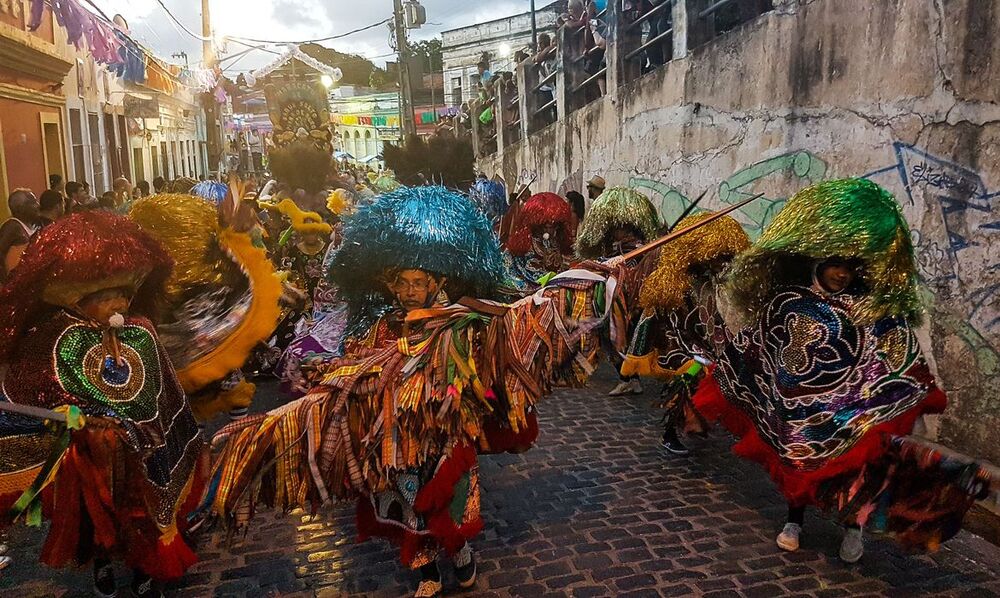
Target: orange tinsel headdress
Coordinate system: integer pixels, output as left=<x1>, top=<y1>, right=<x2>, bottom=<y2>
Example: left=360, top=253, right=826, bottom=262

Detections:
left=0, top=211, right=173, bottom=363
left=506, top=192, right=575, bottom=257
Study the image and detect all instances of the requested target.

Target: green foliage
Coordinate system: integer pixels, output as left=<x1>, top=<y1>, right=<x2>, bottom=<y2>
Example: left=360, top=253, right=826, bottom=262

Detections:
left=410, top=38, right=443, bottom=72
left=299, top=43, right=392, bottom=90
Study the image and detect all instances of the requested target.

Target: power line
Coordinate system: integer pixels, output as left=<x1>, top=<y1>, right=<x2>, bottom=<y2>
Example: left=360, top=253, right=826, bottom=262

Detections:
left=229, top=18, right=391, bottom=45
left=153, top=0, right=213, bottom=41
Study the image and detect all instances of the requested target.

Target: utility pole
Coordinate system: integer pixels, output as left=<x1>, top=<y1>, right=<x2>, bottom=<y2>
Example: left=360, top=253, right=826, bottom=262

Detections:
left=393, top=0, right=416, bottom=138
left=530, top=0, right=538, bottom=50
left=201, top=0, right=214, bottom=68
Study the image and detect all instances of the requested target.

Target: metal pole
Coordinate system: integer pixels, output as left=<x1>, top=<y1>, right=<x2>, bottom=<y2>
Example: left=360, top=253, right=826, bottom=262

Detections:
left=394, top=0, right=417, bottom=138
left=530, top=0, right=538, bottom=49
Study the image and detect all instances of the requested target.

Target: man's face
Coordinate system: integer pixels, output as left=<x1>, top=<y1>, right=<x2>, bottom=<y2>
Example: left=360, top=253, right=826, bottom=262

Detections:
left=389, top=269, right=439, bottom=312
left=817, top=262, right=856, bottom=294
left=587, top=185, right=601, bottom=200
left=78, top=287, right=132, bottom=324
left=71, top=188, right=86, bottom=203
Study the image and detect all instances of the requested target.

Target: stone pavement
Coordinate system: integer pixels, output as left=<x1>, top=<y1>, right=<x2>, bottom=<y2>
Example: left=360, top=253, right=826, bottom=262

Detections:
left=3, top=368, right=1000, bottom=597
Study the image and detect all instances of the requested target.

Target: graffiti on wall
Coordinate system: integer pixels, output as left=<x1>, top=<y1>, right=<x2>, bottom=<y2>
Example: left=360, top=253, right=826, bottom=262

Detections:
left=630, top=150, right=828, bottom=237
left=628, top=144, right=1000, bottom=391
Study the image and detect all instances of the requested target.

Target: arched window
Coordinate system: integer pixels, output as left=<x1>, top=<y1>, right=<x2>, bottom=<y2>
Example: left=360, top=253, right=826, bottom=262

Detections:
left=364, top=129, right=376, bottom=158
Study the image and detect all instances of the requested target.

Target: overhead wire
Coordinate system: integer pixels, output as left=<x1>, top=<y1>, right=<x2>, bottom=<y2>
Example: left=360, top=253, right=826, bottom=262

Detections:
left=229, top=18, right=391, bottom=45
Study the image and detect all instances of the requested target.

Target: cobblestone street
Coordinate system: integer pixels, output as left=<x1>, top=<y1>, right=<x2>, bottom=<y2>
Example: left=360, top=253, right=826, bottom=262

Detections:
left=3, top=368, right=1000, bottom=597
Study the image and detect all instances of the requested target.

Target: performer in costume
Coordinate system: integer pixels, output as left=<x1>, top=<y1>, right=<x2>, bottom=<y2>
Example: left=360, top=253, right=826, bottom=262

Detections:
left=275, top=190, right=354, bottom=397
left=691, top=179, right=990, bottom=561
left=202, top=186, right=629, bottom=597
left=128, top=188, right=283, bottom=423
left=575, top=186, right=661, bottom=396
left=257, top=199, right=334, bottom=374
left=622, top=212, right=750, bottom=455
left=505, top=192, right=576, bottom=290
left=469, top=176, right=509, bottom=231
left=0, top=211, right=205, bottom=597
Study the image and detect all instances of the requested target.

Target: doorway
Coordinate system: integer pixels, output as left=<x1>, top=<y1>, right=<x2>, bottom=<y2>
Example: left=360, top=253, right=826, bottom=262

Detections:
left=40, top=113, right=66, bottom=187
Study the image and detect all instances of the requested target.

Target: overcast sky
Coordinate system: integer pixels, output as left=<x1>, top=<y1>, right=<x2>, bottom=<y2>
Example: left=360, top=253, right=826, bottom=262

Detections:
left=98, top=0, right=538, bottom=73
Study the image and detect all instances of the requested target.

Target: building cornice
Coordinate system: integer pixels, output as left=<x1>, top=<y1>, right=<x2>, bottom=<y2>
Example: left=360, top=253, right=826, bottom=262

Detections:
left=0, top=81, right=64, bottom=107
left=0, top=23, right=72, bottom=83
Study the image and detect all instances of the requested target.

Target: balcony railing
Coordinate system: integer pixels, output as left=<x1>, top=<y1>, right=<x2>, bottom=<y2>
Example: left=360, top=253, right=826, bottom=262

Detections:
left=472, top=0, right=774, bottom=158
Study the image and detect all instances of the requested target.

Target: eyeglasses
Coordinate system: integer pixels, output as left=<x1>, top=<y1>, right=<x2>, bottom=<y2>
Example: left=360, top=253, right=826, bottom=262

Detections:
left=390, top=279, right=432, bottom=293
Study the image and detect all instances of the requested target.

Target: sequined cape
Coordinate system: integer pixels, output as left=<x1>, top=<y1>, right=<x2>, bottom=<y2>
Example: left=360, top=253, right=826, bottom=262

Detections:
left=1, top=311, right=205, bottom=578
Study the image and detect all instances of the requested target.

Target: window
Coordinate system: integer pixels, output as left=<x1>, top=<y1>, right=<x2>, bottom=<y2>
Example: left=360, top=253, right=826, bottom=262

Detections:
left=117, top=115, right=130, bottom=181
left=170, top=141, right=178, bottom=177
left=160, top=141, right=168, bottom=178
left=451, top=77, right=462, bottom=106
left=68, top=108, right=87, bottom=184
left=87, top=112, right=105, bottom=193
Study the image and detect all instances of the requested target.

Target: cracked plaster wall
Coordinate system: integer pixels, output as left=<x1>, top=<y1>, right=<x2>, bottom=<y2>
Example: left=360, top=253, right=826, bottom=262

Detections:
left=480, top=0, right=1000, bottom=464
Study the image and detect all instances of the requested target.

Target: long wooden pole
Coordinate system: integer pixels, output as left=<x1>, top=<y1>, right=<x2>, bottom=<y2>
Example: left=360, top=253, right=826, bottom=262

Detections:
left=0, top=402, right=67, bottom=423
left=620, top=193, right=764, bottom=262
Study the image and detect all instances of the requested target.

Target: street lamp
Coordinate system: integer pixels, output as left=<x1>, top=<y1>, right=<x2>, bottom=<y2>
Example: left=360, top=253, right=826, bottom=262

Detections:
left=498, top=43, right=512, bottom=58
left=321, top=74, right=334, bottom=88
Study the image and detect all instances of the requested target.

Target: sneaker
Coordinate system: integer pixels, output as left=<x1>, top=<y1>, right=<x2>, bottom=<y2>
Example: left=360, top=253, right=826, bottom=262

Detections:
left=660, top=431, right=689, bottom=456
left=93, top=560, right=117, bottom=598
left=0, top=555, right=11, bottom=572
left=776, top=523, right=802, bottom=552
left=609, top=379, right=643, bottom=396
left=453, top=544, right=477, bottom=589
left=839, top=527, right=864, bottom=563
left=414, top=562, right=442, bottom=598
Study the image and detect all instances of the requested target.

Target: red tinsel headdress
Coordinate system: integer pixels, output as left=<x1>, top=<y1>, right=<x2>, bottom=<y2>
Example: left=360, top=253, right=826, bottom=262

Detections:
left=507, top=192, right=575, bottom=257
left=0, top=211, right=173, bottom=363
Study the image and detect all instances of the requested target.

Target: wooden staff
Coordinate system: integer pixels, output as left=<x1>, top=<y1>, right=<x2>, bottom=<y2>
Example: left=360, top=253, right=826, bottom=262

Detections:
left=0, top=401, right=67, bottom=423
left=620, top=193, right=765, bottom=262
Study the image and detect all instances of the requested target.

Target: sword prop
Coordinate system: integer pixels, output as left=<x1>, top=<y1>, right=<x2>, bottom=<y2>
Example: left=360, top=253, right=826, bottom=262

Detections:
left=619, top=193, right=764, bottom=263
left=666, top=188, right=709, bottom=232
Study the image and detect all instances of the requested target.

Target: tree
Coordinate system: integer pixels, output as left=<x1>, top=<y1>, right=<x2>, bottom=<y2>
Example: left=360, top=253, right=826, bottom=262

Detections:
left=299, top=43, right=393, bottom=90
left=409, top=38, right=442, bottom=72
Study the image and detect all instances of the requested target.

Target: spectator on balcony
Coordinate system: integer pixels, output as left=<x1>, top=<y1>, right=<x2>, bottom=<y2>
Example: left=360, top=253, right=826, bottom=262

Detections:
left=585, top=0, right=609, bottom=96
left=532, top=33, right=558, bottom=119
left=557, top=0, right=588, bottom=30
left=643, top=0, right=673, bottom=70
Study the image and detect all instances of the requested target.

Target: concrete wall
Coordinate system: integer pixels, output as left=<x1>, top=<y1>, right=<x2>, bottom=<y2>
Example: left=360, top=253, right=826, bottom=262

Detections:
left=479, top=0, right=1000, bottom=465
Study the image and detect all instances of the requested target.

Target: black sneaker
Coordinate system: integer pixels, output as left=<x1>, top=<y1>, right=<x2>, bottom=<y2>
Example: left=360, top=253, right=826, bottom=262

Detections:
left=454, top=545, right=477, bottom=589
left=93, top=559, right=117, bottom=598
left=131, top=571, right=163, bottom=598
left=660, top=430, right=690, bottom=456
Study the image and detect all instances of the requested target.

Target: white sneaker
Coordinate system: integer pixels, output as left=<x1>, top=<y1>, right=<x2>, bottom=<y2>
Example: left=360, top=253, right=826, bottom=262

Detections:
left=609, top=379, right=644, bottom=396
left=0, top=555, right=11, bottom=571
left=839, top=527, right=864, bottom=563
left=776, top=523, right=802, bottom=552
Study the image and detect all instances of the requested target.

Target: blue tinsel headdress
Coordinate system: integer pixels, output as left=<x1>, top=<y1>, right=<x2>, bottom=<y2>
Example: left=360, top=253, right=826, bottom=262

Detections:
left=191, top=180, right=228, bottom=205
left=469, top=178, right=508, bottom=224
left=330, top=185, right=506, bottom=307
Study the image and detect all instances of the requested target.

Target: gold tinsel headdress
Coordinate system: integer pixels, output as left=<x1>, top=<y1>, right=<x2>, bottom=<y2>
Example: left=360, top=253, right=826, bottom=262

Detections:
left=639, top=213, right=750, bottom=312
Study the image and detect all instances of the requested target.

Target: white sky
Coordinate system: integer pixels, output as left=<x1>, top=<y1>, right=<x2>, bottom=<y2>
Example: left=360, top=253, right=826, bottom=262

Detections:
left=96, top=0, right=539, bottom=72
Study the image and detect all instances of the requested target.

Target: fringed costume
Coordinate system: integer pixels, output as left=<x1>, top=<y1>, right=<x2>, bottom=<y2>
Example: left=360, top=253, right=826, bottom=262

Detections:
left=622, top=213, right=750, bottom=450
left=469, top=178, right=509, bottom=230
left=0, top=212, right=205, bottom=584
left=202, top=186, right=628, bottom=597
left=129, top=190, right=283, bottom=423
left=505, top=192, right=576, bottom=290
left=685, top=179, right=990, bottom=554
left=575, top=186, right=662, bottom=395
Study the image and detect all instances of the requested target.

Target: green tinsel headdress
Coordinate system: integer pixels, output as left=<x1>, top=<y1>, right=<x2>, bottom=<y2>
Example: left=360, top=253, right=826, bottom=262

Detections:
left=725, top=178, right=922, bottom=326
left=575, top=187, right=660, bottom=258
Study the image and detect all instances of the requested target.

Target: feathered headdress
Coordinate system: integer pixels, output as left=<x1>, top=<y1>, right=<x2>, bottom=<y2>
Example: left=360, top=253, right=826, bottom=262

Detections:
left=507, top=192, right=575, bottom=257
left=575, top=187, right=660, bottom=259
left=639, top=213, right=750, bottom=312
left=725, top=178, right=922, bottom=326
left=0, top=211, right=172, bottom=363
left=469, top=178, right=508, bottom=224
left=330, top=185, right=505, bottom=305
